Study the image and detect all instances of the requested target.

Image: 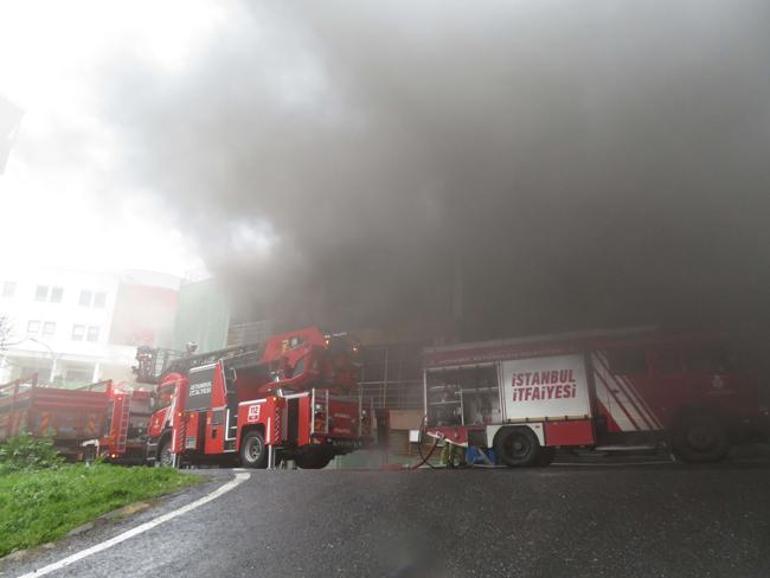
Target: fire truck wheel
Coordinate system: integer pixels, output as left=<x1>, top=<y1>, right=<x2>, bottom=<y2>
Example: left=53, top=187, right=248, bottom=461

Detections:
left=157, top=437, right=174, bottom=468
left=494, top=427, right=540, bottom=467
left=240, top=430, right=268, bottom=469
left=535, top=446, right=556, bottom=467
left=672, top=414, right=729, bottom=463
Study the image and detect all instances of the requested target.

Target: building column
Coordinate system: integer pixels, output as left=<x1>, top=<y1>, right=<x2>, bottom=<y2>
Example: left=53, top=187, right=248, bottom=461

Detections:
left=48, top=357, right=58, bottom=383
left=91, top=362, right=101, bottom=383
left=0, top=354, right=11, bottom=384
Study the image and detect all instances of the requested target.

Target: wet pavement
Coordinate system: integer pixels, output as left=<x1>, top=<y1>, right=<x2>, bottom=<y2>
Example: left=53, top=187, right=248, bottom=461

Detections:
left=3, top=460, right=770, bottom=577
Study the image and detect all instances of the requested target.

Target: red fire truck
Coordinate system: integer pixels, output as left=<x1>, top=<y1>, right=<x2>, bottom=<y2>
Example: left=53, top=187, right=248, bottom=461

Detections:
left=82, top=385, right=154, bottom=464
left=0, top=375, right=154, bottom=463
left=423, top=327, right=770, bottom=465
left=136, top=326, right=373, bottom=469
left=0, top=375, right=109, bottom=460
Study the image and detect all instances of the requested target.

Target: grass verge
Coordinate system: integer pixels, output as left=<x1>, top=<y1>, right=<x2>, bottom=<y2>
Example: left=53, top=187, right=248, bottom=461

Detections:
left=0, top=464, right=200, bottom=557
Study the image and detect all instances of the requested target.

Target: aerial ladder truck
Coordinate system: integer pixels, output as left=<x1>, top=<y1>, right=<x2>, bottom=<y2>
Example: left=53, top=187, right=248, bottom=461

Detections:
left=135, top=327, right=373, bottom=469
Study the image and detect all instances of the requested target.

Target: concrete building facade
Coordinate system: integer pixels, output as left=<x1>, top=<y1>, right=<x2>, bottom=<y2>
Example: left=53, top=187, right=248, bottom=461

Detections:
left=0, top=267, right=179, bottom=387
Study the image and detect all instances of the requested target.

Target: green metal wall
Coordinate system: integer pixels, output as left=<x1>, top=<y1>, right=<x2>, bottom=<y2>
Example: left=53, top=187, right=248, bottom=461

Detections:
left=172, top=278, right=230, bottom=353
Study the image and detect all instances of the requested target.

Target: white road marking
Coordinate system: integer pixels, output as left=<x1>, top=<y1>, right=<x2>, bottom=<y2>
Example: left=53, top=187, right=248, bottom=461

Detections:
left=18, top=472, right=251, bottom=578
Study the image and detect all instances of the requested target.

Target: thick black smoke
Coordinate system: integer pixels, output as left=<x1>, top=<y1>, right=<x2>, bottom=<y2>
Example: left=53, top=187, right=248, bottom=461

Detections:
left=102, top=1, right=770, bottom=340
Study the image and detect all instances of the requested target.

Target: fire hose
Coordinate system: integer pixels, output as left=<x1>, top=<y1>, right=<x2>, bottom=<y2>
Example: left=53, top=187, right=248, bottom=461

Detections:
left=410, top=414, right=439, bottom=469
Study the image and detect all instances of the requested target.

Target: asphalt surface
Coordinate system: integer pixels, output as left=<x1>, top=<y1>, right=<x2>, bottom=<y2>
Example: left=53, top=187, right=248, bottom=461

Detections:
left=3, top=461, right=770, bottom=577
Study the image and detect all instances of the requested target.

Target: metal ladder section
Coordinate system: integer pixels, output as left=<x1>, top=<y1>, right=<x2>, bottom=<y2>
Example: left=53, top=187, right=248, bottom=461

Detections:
left=116, top=396, right=130, bottom=453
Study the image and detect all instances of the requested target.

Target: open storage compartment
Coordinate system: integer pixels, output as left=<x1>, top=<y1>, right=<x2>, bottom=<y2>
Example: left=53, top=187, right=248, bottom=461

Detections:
left=426, top=363, right=502, bottom=427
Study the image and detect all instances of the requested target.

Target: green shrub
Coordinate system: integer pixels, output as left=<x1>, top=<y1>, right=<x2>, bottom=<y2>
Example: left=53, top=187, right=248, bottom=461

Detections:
left=0, top=433, right=64, bottom=475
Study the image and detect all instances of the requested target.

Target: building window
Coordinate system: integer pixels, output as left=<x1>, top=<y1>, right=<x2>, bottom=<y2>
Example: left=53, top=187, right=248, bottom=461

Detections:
left=35, top=285, right=49, bottom=301
left=93, top=292, right=107, bottom=308
left=42, top=322, right=56, bottom=337
left=50, top=287, right=64, bottom=303
left=72, top=325, right=85, bottom=341
left=33, top=285, right=63, bottom=303
left=78, top=290, right=106, bottom=308
left=65, top=368, right=93, bottom=386
left=86, top=326, right=100, bottom=342
left=27, top=320, right=41, bottom=334
left=79, top=290, right=92, bottom=307
left=1, top=281, right=15, bottom=298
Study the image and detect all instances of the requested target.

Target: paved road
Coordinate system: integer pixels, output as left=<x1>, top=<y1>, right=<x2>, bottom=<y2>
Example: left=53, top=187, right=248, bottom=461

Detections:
left=4, top=462, right=770, bottom=577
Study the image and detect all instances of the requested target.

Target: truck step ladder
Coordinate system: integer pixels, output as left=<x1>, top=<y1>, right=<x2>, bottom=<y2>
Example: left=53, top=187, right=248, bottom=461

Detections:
left=116, top=396, right=130, bottom=454
left=227, top=411, right=238, bottom=439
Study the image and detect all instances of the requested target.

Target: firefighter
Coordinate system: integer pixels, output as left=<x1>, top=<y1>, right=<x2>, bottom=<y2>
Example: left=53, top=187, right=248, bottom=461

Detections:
left=440, top=439, right=466, bottom=468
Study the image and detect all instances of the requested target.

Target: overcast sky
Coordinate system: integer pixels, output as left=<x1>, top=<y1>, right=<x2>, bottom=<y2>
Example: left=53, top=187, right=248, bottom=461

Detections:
left=0, top=0, right=217, bottom=276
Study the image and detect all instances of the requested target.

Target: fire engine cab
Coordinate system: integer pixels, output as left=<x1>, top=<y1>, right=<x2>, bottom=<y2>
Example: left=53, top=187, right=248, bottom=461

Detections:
left=424, top=327, right=770, bottom=465
left=138, top=327, right=373, bottom=469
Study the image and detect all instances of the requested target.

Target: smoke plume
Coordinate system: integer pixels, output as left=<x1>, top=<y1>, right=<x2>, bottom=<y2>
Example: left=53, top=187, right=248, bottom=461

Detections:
left=101, top=0, right=770, bottom=339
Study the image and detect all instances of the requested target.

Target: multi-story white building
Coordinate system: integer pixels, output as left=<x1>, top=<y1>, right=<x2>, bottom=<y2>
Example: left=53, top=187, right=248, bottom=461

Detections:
left=0, top=267, right=179, bottom=387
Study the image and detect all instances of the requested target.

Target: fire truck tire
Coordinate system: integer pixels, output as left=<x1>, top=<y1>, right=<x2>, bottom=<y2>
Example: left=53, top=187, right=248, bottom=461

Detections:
left=157, top=437, right=174, bottom=468
left=240, top=430, right=268, bottom=469
left=535, top=446, right=556, bottom=467
left=494, top=427, right=540, bottom=467
left=672, top=413, right=729, bottom=463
